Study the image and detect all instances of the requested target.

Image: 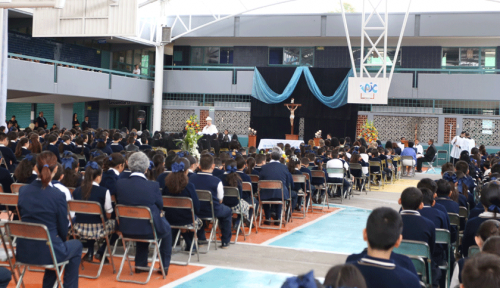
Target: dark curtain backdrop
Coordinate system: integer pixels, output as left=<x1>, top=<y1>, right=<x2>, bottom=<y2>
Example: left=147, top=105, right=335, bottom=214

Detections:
left=250, top=67, right=359, bottom=144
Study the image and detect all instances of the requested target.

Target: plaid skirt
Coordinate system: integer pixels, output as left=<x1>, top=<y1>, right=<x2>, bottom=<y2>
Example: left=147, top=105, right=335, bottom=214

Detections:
left=73, top=220, right=116, bottom=240
left=231, top=199, right=250, bottom=220
left=176, top=218, right=203, bottom=230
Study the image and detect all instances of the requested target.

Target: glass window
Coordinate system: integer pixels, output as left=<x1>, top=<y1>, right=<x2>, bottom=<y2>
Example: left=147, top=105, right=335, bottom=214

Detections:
left=300, top=48, right=314, bottom=66
left=220, top=47, right=233, bottom=64
left=269, top=48, right=283, bottom=65
left=460, top=48, right=479, bottom=67
left=442, top=48, right=459, bottom=67
left=482, top=48, right=496, bottom=67
left=173, top=51, right=183, bottom=62
left=140, top=55, right=149, bottom=75
left=191, top=47, right=204, bottom=65
left=366, top=48, right=401, bottom=66
left=283, top=47, right=301, bottom=65
left=204, top=47, right=220, bottom=64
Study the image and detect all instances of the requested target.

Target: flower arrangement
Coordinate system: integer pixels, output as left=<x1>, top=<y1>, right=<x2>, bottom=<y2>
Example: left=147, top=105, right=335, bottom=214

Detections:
left=248, top=127, right=257, bottom=136
left=358, top=120, right=378, bottom=143
left=314, top=130, right=322, bottom=138
left=175, top=115, right=203, bottom=160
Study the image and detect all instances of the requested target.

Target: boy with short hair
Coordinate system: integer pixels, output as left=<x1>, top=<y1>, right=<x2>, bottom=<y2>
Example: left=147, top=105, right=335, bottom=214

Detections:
left=462, top=253, right=500, bottom=288
left=347, top=207, right=420, bottom=288
left=212, top=157, right=224, bottom=177
left=253, top=154, right=266, bottom=174
left=434, top=179, right=460, bottom=214
left=110, top=132, right=124, bottom=153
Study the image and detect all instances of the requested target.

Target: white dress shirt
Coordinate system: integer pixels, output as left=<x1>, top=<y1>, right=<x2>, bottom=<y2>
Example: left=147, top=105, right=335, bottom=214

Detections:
left=415, top=144, right=424, bottom=155
left=53, top=182, right=75, bottom=220
left=450, top=136, right=463, bottom=159
left=326, top=158, right=348, bottom=178
left=202, top=124, right=218, bottom=135
left=92, top=182, right=113, bottom=213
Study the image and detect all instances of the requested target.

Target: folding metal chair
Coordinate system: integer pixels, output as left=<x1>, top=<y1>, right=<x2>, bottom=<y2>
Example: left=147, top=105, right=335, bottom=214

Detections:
left=258, top=180, right=286, bottom=230
left=435, top=229, right=451, bottom=288
left=381, top=159, right=394, bottom=184
left=0, top=221, right=20, bottom=288
left=0, top=193, right=20, bottom=221
left=196, top=190, right=218, bottom=253
left=310, top=170, right=329, bottom=210
left=325, top=168, right=346, bottom=203
left=409, top=256, right=429, bottom=288
left=67, top=187, right=76, bottom=196
left=393, top=240, right=433, bottom=288
left=5, top=221, right=69, bottom=288
left=401, top=156, right=415, bottom=177
left=241, top=182, right=258, bottom=236
left=393, top=155, right=402, bottom=180
left=368, top=161, right=385, bottom=190
left=302, top=173, right=314, bottom=213
left=291, top=174, right=307, bottom=219
left=67, top=200, right=116, bottom=279
left=468, top=245, right=480, bottom=257
left=448, top=213, right=460, bottom=254
left=424, top=155, right=438, bottom=174
left=223, top=187, right=246, bottom=244
left=115, top=205, right=166, bottom=284
left=349, top=163, right=368, bottom=194
left=162, top=196, right=200, bottom=266
left=10, top=183, right=27, bottom=194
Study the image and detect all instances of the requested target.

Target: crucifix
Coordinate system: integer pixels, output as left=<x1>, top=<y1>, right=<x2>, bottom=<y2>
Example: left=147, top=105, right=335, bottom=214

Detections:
left=284, top=98, right=301, bottom=140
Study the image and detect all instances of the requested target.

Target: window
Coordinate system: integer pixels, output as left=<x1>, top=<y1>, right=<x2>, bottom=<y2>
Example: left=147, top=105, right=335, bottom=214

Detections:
left=269, top=47, right=315, bottom=66
left=482, top=119, right=494, bottom=135
left=190, top=47, right=233, bottom=65
left=365, top=48, right=401, bottom=66
left=442, top=47, right=496, bottom=68
left=140, top=55, right=149, bottom=75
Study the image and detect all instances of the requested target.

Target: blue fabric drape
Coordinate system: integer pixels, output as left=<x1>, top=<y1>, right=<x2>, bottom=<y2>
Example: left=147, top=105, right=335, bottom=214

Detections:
left=251, top=66, right=353, bottom=108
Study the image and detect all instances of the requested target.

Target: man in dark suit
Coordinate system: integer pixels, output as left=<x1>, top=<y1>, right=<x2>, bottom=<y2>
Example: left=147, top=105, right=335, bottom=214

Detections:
left=259, top=148, right=294, bottom=224
left=116, top=152, right=171, bottom=275
left=416, top=139, right=437, bottom=173
left=81, top=116, right=91, bottom=131
left=36, top=111, right=48, bottom=129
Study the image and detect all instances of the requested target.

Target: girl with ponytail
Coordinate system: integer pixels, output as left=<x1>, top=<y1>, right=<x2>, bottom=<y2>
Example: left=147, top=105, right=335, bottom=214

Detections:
left=28, top=133, right=42, bottom=154
left=14, top=153, right=38, bottom=184
left=60, top=154, right=82, bottom=188
left=72, top=161, right=115, bottom=262
left=101, top=153, right=125, bottom=195
left=14, top=138, right=30, bottom=158
left=163, top=158, right=203, bottom=251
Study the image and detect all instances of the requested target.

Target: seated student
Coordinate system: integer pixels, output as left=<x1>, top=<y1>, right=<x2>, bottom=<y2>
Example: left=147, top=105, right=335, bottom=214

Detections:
left=13, top=154, right=37, bottom=184
left=186, top=154, right=198, bottom=177
left=73, top=161, right=115, bottom=262
left=17, top=151, right=82, bottom=288
left=299, top=157, right=313, bottom=193
left=253, top=153, right=266, bottom=175
left=443, top=171, right=471, bottom=209
left=51, top=163, right=73, bottom=203
left=259, top=149, right=294, bottom=224
left=400, top=142, right=417, bottom=176
left=157, top=154, right=177, bottom=189
left=239, top=157, right=259, bottom=210
left=163, top=158, right=205, bottom=250
left=307, top=152, right=316, bottom=167
left=287, top=156, right=305, bottom=212
left=350, top=153, right=368, bottom=190
left=311, top=158, right=327, bottom=203
left=60, top=154, right=82, bottom=188
left=96, top=137, right=113, bottom=155
left=462, top=182, right=500, bottom=257
left=435, top=179, right=460, bottom=215
left=125, top=136, right=139, bottom=152
left=115, top=152, right=171, bottom=275
left=139, top=136, right=152, bottom=151
left=44, top=134, right=61, bottom=163
left=461, top=253, right=500, bottom=288
left=73, top=137, right=90, bottom=164
left=101, top=153, right=125, bottom=196
left=323, top=264, right=367, bottom=288
left=0, top=132, right=17, bottom=172
left=58, top=135, right=74, bottom=155
left=347, top=207, right=420, bottom=288
left=450, top=219, right=500, bottom=288
left=455, top=160, right=476, bottom=209
left=218, top=158, right=251, bottom=229
left=14, top=138, right=31, bottom=159
left=189, top=154, right=232, bottom=248
left=417, top=177, right=453, bottom=231
left=326, top=150, right=351, bottom=198
left=281, top=270, right=324, bottom=288
left=399, top=187, right=440, bottom=287
left=212, top=157, right=224, bottom=177
left=119, top=152, right=134, bottom=179
left=110, top=133, right=124, bottom=153
left=244, top=157, right=256, bottom=176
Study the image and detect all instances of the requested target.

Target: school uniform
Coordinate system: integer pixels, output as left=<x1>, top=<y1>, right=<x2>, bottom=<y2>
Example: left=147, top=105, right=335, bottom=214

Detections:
left=349, top=255, right=420, bottom=288
left=462, top=211, right=498, bottom=257
left=119, top=170, right=132, bottom=179
left=9, top=141, right=17, bottom=154
left=110, top=142, right=124, bottom=153
left=17, top=181, right=82, bottom=288
left=401, top=210, right=441, bottom=287
left=291, top=168, right=306, bottom=209
left=156, top=171, right=170, bottom=190
left=326, top=158, right=350, bottom=196
left=139, top=144, right=152, bottom=151
left=217, top=173, right=244, bottom=208
left=0, top=267, right=10, bottom=287
left=101, top=168, right=120, bottom=196
left=252, top=166, right=262, bottom=175
left=260, top=161, right=296, bottom=220
left=61, top=143, right=74, bottom=153
left=44, top=143, right=61, bottom=163
left=20, top=147, right=31, bottom=156
left=73, top=183, right=112, bottom=224
left=299, top=166, right=313, bottom=193
left=101, top=144, right=113, bottom=156
left=189, top=172, right=232, bottom=244
left=346, top=248, right=417, bottom=276
left=115, top=173, right=172, bottom=269
left=435, top=196, right=460, bottom=214
left=212, top=168, right=224, bottom=177
left=469, top=205, right=485, bottom=219
left=0, top=145, right=17, bottom=172
left=236, top=171, right=257, bottom=206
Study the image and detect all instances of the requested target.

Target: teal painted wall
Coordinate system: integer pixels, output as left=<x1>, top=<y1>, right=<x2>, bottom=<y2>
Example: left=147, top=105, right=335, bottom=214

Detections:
left=73, top=102, right=85, bottom=123
left=6, top=103, right=31, bottom=128
left=36, top=104, right=54, bottom=128
left=101, top=50, right=111, bottom=69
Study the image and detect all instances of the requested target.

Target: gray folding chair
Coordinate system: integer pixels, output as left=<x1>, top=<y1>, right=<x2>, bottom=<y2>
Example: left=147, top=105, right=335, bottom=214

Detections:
left=310, top=170, right=329, bottom=210
left=291, top=174, right=307, bottom=219
left=435, top=229, right=451, bottom=288
left=67, top=200, right=116, bottom=279
left=196, top=190, right=218, bottom=253
left=242, top=182, right=258, bottom=236
left=223, top=187, right=246, bottom=244
left=424, top=155, right=438, bottom=174
left=302, top=173, right=314, bottom=213
left=162, top=196, right=200, bottom=266
left=349, top=163, right=368, bottom=194
left=401, top=156, right=415, bottom=177
left=5, top=221, right=69, bottom=288
left=393, top=240, right=433, bottom=288
left=325, top=168, right=346, bottom=203
left=115, top=205, right=166, bottom=284
left=258, top=180, right=286, bottom=230
left=368, top=161, right=385, bottom=189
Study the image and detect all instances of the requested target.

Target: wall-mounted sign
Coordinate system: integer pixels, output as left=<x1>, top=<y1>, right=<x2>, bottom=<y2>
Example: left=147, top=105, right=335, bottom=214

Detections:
left=109, top=101, right=131, bottom=105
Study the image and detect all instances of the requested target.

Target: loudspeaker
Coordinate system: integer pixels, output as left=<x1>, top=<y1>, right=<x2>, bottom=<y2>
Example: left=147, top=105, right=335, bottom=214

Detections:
left=137, top=110, right=146, bottom=124
left=162, top=26, right=171, bottom=44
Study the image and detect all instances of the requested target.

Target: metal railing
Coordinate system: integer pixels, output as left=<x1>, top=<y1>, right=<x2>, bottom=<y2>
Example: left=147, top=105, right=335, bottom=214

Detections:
left=164, top=65, right=254, bottom=84
left=8, top=53, right=153, bottom=89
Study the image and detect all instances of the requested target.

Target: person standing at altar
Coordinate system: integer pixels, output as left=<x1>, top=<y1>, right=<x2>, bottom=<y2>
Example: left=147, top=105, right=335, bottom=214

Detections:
left=450, top=131, right=465, bottom=164
left=463, top=132, right=475, bottom=154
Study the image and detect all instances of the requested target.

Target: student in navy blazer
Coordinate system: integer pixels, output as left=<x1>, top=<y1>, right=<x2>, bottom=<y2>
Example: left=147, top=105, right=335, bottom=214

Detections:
left=347, top=207, right=420, bottom=288
left=101, top=153, right=125, bottom=196
left=163, top=158, right=203, bottom=250
left=115, top=152, right=171, bottom=274
left=399, top=187, right=441, bottom=287
left=110, top=133, right=125, bottom=153
left=258, top=149, right=293, bottom=222
left=13, top=154, right=37, bottom=185
left=346, top=248, right=417, bottom=276
left=0, top=133, right=18, bottom=172
left=44, top=134, right=61, bottom=163
left=16, top=151, right=82, bottom=288
left=189, top=154, right=232, bottom=248
left=14, top=138, right=31, bottom=159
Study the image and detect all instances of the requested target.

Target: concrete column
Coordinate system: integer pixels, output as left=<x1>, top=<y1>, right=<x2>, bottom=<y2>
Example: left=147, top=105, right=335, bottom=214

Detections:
left=437, top=115, right=445, bottom=146
left=98, top=100, right=110, bottom=129
left=153, top=45, right=164, bottom=132
left=53, top=102, right=73, bottom=129
left=0, top=9, right=7, bottom=126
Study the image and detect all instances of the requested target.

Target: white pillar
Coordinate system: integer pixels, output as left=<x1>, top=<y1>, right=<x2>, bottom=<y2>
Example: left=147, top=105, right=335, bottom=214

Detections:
left=153, top=44, right=164, bottom=132
left=53, top=102, right=73, bottom=129
left=0, top=9, right=8, bottom=126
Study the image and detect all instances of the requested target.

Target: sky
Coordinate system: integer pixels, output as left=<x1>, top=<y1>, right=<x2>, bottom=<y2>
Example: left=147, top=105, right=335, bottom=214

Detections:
left=139, top=0, right=500, bottom=17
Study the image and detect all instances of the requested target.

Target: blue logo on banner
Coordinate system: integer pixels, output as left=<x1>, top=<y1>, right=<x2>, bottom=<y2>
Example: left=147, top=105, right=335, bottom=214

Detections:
left=360, top=82, right=378, bottom=94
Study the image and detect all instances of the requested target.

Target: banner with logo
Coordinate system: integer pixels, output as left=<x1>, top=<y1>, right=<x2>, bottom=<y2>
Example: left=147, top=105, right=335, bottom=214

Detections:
left=347, top=77, right=389, bottom=104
